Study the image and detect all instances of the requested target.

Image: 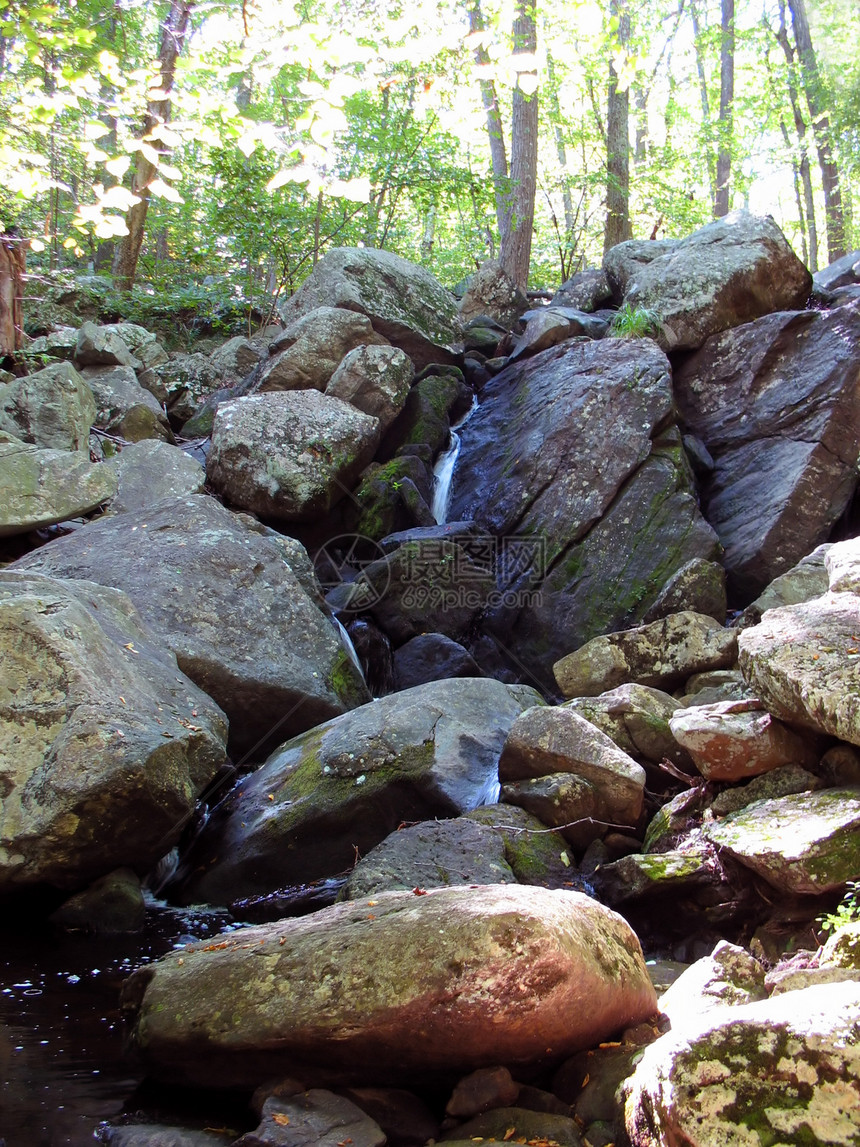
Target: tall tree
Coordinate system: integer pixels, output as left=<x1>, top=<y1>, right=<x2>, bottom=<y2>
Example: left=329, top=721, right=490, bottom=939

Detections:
left=112, top=0, right=194, bottom=291
left=498, top=0, right=539, bottom=290
left=604, top=0, right=632, bottom=252
left=772, top=0, right=818, bottom=269
left=713, top=0, right=734, bottom=217
left=467, top=0, right=509, bottom=246
left=786, top=0, right=845, bottom=262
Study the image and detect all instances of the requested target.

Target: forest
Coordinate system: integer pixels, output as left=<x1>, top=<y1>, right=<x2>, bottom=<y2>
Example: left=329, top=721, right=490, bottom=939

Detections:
left=1, top=0, right=859, bottom=332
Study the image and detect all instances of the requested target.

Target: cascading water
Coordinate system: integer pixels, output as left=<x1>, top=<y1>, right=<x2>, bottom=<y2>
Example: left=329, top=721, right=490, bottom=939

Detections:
left=431, top=394, right=478, bottom=525
left=332, top=616, right=367, bottom=684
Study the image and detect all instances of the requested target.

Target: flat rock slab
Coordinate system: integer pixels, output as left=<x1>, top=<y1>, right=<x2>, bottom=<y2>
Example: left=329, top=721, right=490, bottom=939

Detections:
left=0, top=572, right=227, bottom=892
left=738, top=592, right=860, bottom=747
left=10, top=494, right=368, bottom=761
left=0, top=431, right=118, bottom=538
left=623, top=982, right=860, bottom=1147
left=121, top=884, right=657, bottom=1089
left=705, top=787, right=860, bottom=894
left=236, top=1092, right=385, bottom=1147
left=554, top=611, right=737, bottom=698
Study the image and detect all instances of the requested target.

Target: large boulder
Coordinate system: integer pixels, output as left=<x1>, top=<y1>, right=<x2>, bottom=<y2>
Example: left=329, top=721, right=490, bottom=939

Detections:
left=668, top=699, right=819, bottom=782
left=738, top=591, right=860, bottom=747
left=0, top=361, right=96, bottom=452
left=105, top=440, right=206, bottom=514
left=623, top=982, right=860, bottom=1146
left=258, top=306, right=390, bottom=393
left=498, top=706, right=646, bottom=829
left=0, top=432, right=117, bottom=536
left=603, top=212, right=811, bottom=353
left=169, top=677, right=541, bottom=907
left=10, top=494, right=367, bottom=760
left=121, top=884, right=658, bottom=1089
left=674, top=300, right=860, bottom=599
left=205, top=391, right=379, bottom=522
left=448, top=340, right=719, bottom=686
left=553, top=612, right=737, bottom=699
left=0, top=572, right=227, bottom=893
left=325, top=343, right=414, bottom=433
left=81, top=364, right=174, bottom=444
left=705, top=788, right=860, bottom=894
left=279, top=248, right=463, bottom=371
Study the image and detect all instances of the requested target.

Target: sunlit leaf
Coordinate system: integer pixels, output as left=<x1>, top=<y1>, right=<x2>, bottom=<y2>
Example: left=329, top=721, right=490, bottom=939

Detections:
left=148, top=178, right=184, bottom=203
left=29, top=238, right=46, bottom=253
left=328, top=176, right=371, bottom=202
left=84, top=120, right=112, bottom=141
left=517, top=72, right=539, bottom=95
left=105, top=156, right=131, bottom=178
left=99, top=185, right=141, bottom=211
left=236, top=132, right=257, bottom=157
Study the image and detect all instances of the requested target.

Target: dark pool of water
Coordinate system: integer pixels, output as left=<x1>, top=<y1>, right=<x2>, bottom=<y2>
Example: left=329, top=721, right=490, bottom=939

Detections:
left=0, top=902, right=241, bottom=1147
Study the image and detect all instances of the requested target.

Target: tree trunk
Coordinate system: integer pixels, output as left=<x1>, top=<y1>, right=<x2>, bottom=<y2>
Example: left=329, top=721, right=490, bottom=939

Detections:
left=786, top=0, right=845, bottom=263
left=604, top=0, right=632, bottom=253
left=0, top=233, right=26, bottom=356
left=467, top=0, right=509, bottom=239
left=774, top=0, right=818, bottom=270
left=713, top=0, right=734, bottom=217
left=113, top=0, right=194, bottom=292
left=499, top=0, right=538, bottom=290
left=688, top=0, right=715, bottom=206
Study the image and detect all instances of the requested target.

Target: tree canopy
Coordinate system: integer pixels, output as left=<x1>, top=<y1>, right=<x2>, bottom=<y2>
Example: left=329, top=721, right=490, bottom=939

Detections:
left=1, top=0, right=857, bottom=305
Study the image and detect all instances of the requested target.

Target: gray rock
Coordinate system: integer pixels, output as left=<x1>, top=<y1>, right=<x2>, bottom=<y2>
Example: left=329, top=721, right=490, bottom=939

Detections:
left=81, top=364, right=174, bottom=443
left=156, top=352, right=230, bottom=420
left=458, top=259, right=528, bottom=328
left=105, top=440, right=206, bottom=513
left=326, top=343, right=414, bottom=432
left=623, top=982, right=860, bottom=1146
left=641, top=558, right=727, bottom=625
left=279, top=247, right=463, bottom=370
left=0, top=432, right=117, bottom=536
left=705, top=788, right=860, bottom=894
left=464, top=803, right=576, bottom=888
left=10, top=494, right=367, bottom=761
left=709, top=763, right=822, bottom=815
left=170, top=677, right=539, bottom=906
left=49, top=867, right=146, bottom=933
left=207, top=391, right=379, bottom=522
left=813, top=249, right=860, bottom=291
left=825, top=536, right=860, bottom=594
left=657, top=941, right=767, bottom=1023
left=121, top=884, right=657, bottom=1090
left=209, top=335, right=265, bottom=382
left=738, top=593, right=860, bottom=746
left=676, top=668, right=754, bottom=707
left=499, top=706, right=646, bottom=826
left=448, top=339, right=719, bottom=685
left=562, top=684, right=687, bottom=769
left=393, top=633, right=482, bottom=690
left=75, top=320, right=141, bottom=368
left=554, top=612, right=738, bottom=698
left=101, top=1125, right=234, bottom=1146
left=260, top=306, right=389, bottom=394
left=604, top=212, right=811, bottom=353
left=674, top=301, right=860, bottom=599
left=342, top=816, right=516, bottom=898
left=441, top=1107, right=583, bottom=1146
left=235, top=1092, right=385, bottom=1147
left=0, top=571, right=227, bottom=893
left=0, top=361, right=96, bottom=452
left=550, top=268, right=613, bottom=312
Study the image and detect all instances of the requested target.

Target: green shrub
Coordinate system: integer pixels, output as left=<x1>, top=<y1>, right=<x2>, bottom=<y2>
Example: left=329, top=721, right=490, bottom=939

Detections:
left=610, top=302, right=662, bottom=339
left=819, top=880, right=860, bottom=936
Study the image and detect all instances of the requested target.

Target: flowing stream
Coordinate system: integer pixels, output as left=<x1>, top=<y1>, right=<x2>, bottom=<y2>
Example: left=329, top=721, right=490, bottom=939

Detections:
left=431, top=395, right=478, bottom=525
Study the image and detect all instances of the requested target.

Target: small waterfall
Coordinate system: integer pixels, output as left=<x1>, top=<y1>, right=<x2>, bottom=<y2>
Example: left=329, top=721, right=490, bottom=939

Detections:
left=432, top=394, right=478, bottom=525
left=332, top=616, right=367, bottom=684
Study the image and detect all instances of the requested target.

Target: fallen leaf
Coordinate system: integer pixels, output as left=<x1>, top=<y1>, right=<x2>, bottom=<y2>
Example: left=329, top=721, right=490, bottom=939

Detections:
left=412, top=887, right=428, bottom=895
left=271, top=1113, right=290, bottom=1126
